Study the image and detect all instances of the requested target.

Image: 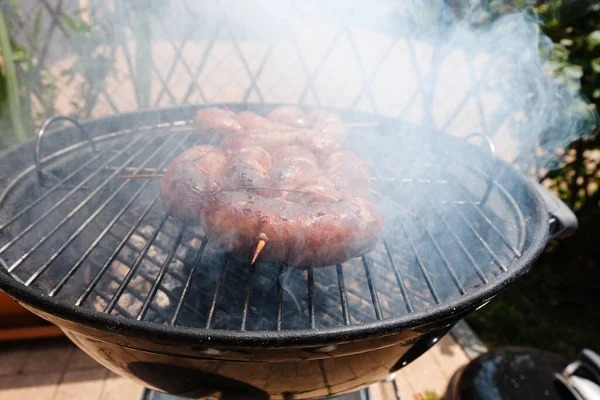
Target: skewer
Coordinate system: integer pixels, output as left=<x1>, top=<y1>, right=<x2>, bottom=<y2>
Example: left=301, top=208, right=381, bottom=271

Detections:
left=252, top=233, right=269, bottom=264
left=370, top=189, right=416, bottom=217
left=110, top=166, right=165, bottom=174
left=120, top=173, right=164, bottom=179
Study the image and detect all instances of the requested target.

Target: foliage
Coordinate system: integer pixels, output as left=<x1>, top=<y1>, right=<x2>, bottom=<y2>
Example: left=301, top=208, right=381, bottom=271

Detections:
left=414, top=391, right=442, bottom=400
left=467, top=0, right=600, bottom=360
left=0, top=0, right=115, bottom=145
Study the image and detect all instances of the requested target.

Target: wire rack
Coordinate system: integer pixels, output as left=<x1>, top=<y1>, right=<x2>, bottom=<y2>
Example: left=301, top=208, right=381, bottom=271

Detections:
left=0, top=106, right=529, bottom=332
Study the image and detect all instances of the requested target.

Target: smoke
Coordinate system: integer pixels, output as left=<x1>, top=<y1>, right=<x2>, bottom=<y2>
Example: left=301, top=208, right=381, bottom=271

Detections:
left=113, top=1, right=597, bottom=315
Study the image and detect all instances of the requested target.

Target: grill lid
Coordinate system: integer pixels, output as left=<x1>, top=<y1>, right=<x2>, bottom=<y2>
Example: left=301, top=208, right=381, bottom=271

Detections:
left=0, top=105, right=549, bottom=345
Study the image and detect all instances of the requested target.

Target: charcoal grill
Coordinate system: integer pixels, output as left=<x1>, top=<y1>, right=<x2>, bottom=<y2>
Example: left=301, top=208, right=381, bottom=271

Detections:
left=0, top=104, right=570, bottom=399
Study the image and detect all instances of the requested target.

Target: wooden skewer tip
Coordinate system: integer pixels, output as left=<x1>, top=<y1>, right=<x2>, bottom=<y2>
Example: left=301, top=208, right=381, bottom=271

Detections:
left=251, top=233, right=269, bottom=264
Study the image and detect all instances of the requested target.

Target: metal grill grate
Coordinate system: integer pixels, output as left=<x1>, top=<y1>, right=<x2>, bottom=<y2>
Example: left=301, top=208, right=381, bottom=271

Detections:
left=0, top=108, right=528, bottom=332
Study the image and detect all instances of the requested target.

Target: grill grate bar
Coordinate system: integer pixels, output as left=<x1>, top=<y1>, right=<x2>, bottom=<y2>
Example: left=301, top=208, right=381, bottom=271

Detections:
left=101, top=268, right=171, bottom=321
left=171, top=237, right=208, bottom=326
left=83, top=259, right=171, bottom=321
left=137, top=225, right=186, bottom=321
left=0, top=135, right=144, bottom=258
left=276, top=265, right=284, bottom=331
left=104, top=213, right=169, bottom=313
left=397, top=222, right=442, bottom=304
left=205, top=256, right=227, bottom=329
left=336, top=264, right=350, bottom=325
left=0, top=148, right=110, bottom=232
left=436, top=183, right=507, bottom=272
left=116, top=224, right=202, bottom=283
left=8, top=137, right=154, bottom=274
left=449, top=179, right=522, bottom=257
left=362, top=256, right=383, bottom=319
left=30, top=133, right=187, bottom=287
left=93, top=287, right=152, bottom=320
left=383, top=239, right=414, bottom=313
left=308, top=268, right=315, bottom=329
left=91, top=238, right=192, bottom=306
left=75, top=193, right=161, bottom=307
left=96, top=248, right=198, bottom=317
left=48, top=133, right=191, bottom=296
left=240, top=262, right=256, bottom=331
left=107, top=230, right=190, bottom=284
left=415, top=214, right=466, bottom=295
left=423, top=197, right=489, bottom=284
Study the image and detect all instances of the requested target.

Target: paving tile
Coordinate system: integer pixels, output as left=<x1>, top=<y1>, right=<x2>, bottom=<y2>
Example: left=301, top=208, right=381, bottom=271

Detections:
left=394, top=370, right=416, bottom=400
left=0, top=344, right=31, bottom=376
left=0, top=372, right=61, bottom=400
left=401, top=349, right=449, bottom=398
left=429, top=335, right=470, bottom=379
left=53, top=368, right=108, bottom=400
left=66, top=349, right=102, bottom=370
left=22, top=341, right=74, bottom=374
left=98, top=372, right=144, bottom=400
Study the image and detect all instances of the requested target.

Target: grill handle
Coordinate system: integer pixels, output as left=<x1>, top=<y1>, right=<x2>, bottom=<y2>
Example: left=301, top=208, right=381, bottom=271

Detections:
left=34, top=116, right=96, bottom=183
left=531, top=180, right=578, bottom=239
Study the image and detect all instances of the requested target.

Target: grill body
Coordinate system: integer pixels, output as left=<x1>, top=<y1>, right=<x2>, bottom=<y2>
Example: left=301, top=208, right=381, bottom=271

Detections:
left=0, top=106, right=549, bottom=398
left=31, top=307, right=455, bottom=399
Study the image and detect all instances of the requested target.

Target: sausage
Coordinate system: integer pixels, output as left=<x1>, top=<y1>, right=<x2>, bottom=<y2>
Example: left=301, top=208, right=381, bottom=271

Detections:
left=221, top=146, right=272, bottom=190
left=286, top=176, right=341, bottom=203
left=267, top=106, right=309, bottom=128
left=194, top=108, right=241, bottom=134
left=309, top=110, right=347, bottom=142
left=234, top=111, right=274, bottom=130
left=293, top=131, right=341, bottom=163
left=201, top=191, right=381, bottom=267
left=160, top=146, right=228, bottom=224
left=163, top=108, right=381, bottom=267
left=324, top=151, right=371, bottom=198
left=194, top=107, right=346, bottom=143
left=270, top=145, right=320, bottom=191
left=220, top=128, right=301, bottom=153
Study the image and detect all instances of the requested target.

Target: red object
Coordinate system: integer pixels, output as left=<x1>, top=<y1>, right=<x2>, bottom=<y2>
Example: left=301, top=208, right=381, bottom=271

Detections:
left=0, top=291, right=63, bottom=341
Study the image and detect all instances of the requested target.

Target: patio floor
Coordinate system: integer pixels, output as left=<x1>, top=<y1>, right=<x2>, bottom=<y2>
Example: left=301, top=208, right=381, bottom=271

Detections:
left=0, top=333, right=469, bottom=400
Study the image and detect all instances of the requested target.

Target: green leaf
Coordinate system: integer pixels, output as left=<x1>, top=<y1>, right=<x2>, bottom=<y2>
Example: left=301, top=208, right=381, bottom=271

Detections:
left=32, top=7, right=43, bottom=47
left=9, top=39, right=28, bottom=62
left=587, top=31, right=600, bottom=50
left=593, top=89, right=600, bottom=99
left=59, top=13, right=91, bottom=36
left=592, top=58, right=600, bottom=73
left=560, top=38, right=573, bottom=47
left=563, top=65, right=583, bottom=79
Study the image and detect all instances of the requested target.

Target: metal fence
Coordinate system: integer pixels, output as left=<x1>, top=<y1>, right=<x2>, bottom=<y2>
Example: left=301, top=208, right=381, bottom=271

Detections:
left=3, top=0, right=594, bottom=178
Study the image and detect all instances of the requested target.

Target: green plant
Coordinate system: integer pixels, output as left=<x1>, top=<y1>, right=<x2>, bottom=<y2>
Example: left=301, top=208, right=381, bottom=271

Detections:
left=466, top=1, right=600, bottom=360
left=0, top=3, right=28, bottom=145
left=414, top=391, right=442, bottom=400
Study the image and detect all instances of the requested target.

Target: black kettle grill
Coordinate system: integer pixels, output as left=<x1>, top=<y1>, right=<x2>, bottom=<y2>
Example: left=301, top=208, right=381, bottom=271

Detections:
left=0, top=104, right=576, bottom=399
left=0, top=1, right=589, bottom=398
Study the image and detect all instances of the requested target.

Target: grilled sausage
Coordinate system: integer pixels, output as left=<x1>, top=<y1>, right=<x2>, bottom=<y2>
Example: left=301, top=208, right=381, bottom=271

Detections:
left=201, top=191, right=381, bottom=267
left=163, top=108, right=380, bottom=266
left=194, top=106, right=346, bottom=142
left=194, top=108, right=242, bottom=134
left=267, top=106, right=309, bottom=128
left=270, top=145, right=320, bottom=191
left=220, top=128, right=301, bottom=153
left=160, top=146, right=228, bottom=224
